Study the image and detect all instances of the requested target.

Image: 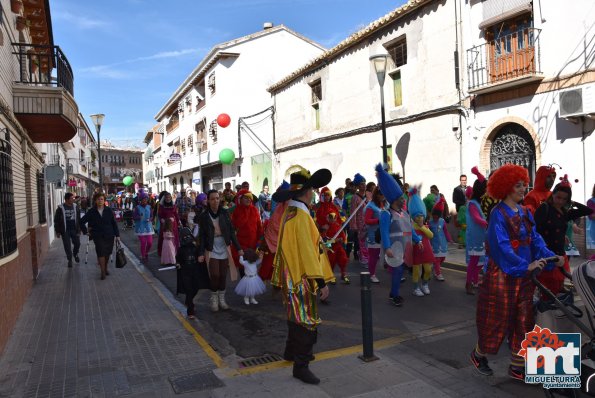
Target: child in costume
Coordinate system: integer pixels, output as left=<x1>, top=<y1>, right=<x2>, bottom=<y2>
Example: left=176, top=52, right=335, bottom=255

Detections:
left=429, top=197, right=453, bottom=281
left=160, top=218, right=177, bottom=268
left=364, top=187, right=387, bottom=283
left=235, top=248, right=266, bottom=305
left=408, top=188, right=435, bottom=296
left=456, top=188, right=470, bottom=247
left=376, top=164, right=421, bottom=307
left=177, top=228, right=209, bottom=319
left=465, top=167, right=488, bottom=295
left=324, top=212, right=349, bottom=284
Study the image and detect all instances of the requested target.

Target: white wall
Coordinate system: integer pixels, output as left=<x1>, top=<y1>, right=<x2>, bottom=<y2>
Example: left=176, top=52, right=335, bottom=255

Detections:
left=157, top=27, right=325, bottom=191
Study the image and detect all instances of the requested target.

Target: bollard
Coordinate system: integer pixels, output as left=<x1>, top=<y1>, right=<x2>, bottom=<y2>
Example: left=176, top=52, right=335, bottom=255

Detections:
left=359, top=272, right=379, bottom=362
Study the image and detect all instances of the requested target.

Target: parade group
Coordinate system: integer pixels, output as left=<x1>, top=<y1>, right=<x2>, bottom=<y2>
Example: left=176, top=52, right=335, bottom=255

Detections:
left=54, top=163, right=595, bottom=385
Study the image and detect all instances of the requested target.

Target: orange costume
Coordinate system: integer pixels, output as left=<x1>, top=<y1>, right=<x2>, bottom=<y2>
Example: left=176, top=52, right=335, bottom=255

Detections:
left=315, top=187, right=341, bottom=230
left=258, top=201, right=288, bottom=280
left=323, top=214, right=348, bottom=279
left=231, top=190, right=263, bottom=270
left=524, top=165, right=556, bottom=215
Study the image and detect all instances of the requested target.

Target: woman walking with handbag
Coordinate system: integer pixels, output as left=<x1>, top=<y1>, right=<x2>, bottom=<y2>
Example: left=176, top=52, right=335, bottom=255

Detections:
left=81, top=192, right=121, bottom=280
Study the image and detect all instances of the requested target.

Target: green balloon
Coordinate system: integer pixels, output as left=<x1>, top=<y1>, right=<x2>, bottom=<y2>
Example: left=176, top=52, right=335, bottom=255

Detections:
left=123, top=176, right=134, bottom=186
left=219, top=148, right=235, bottom=165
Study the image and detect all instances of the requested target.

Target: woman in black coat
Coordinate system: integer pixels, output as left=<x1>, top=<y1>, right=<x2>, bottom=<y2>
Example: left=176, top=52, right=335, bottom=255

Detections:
left=81, top=192, right=121, bottom=280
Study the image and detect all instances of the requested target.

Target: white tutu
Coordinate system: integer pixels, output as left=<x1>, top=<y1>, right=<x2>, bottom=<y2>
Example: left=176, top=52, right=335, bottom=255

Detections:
left=234, top=275, right=266, bottom=297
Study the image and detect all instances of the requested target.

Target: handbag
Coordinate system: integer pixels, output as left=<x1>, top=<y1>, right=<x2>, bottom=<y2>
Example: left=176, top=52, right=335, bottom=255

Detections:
left=115, top=240, right=127, bottom=268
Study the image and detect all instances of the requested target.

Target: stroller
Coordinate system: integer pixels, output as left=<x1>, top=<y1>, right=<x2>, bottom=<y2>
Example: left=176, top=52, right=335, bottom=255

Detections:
left=122, top=209, right=134, bottom=230
left=532, top=260, right=595, bottom=397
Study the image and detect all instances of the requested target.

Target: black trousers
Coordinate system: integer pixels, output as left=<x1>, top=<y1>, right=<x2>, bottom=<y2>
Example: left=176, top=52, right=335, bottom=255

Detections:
left=61, top=229, right=80, bottom=261
left=284, top=321, right=317, bottom=367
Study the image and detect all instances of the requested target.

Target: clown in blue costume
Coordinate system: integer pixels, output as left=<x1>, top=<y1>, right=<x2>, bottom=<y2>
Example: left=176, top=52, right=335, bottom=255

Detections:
left=376, top=164, right=421, bottom=307
left=133, top=189, right=154, bottom=261
left=470, top=164, right=563, bottom=380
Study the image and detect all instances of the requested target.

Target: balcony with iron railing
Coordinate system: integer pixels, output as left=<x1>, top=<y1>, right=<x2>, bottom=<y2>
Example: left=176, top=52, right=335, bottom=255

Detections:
left=12, top=43, right=78, bottom=142
left=466, top=27, right=543, bottom=94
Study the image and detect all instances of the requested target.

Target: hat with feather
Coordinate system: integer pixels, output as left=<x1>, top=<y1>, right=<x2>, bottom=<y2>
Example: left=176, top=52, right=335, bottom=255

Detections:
left=272, top=165, right=332, bottom=203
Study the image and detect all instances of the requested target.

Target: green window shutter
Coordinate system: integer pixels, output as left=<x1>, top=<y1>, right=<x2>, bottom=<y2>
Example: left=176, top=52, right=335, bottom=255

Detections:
left=393, top=71, right=402, bottom=107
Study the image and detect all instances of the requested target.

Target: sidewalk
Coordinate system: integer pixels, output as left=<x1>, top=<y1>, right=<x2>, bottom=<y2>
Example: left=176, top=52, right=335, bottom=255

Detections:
left=0, top=238, right=539, bottom=397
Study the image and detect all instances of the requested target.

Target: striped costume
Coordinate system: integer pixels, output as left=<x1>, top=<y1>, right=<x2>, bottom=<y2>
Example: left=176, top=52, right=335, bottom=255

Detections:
left=476, top=202, right=555, bottom=355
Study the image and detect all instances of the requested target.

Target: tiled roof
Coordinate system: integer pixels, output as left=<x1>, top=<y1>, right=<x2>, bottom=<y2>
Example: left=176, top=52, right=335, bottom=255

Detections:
left=268, top=0, right=432, bottom=93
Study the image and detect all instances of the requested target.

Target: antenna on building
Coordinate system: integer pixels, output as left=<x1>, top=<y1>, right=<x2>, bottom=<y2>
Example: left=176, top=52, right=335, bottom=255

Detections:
left=263, top=22, right=274, bottom=30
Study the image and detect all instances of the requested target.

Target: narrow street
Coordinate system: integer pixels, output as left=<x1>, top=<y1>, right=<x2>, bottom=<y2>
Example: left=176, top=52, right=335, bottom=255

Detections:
left=119, top=226, right=544, bottom=397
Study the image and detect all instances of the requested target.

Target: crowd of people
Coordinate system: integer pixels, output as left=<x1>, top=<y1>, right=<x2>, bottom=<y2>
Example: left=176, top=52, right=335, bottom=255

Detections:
left=53, top=164, right=595, bottom=385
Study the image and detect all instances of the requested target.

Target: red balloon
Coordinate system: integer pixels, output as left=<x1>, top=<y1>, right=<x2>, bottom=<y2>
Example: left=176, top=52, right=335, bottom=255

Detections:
left=217, top=113, right=231, bottom=128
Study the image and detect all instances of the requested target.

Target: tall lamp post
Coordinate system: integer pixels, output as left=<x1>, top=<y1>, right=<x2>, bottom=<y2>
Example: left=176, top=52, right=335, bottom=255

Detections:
left=370, top=54, right=390, bottom=165
left=90, top=114, right=105, bottom=193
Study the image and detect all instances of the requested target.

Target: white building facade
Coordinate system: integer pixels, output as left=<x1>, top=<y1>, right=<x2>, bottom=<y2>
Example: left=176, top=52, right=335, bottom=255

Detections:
left=269, top=0, right=464, bottom=195
left=462, top=0, right=595, bottom=204
left=150, top=25, right=325, bottom=194
left=270, top=0, right=594, bottom=208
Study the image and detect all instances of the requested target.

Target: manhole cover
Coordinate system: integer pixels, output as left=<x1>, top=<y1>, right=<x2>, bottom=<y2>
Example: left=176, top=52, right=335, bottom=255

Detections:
left=239, top=353, right=283, bottom=368
left=168, top=370, right=224, bottom=394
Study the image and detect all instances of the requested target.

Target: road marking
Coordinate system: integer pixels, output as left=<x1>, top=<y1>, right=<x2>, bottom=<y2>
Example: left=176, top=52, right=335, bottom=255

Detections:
left=233, top=318, right=476, bottom=376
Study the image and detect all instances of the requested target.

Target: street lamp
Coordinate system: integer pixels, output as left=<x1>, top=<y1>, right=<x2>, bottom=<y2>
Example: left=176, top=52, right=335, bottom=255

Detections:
left=90, top=114, right=105, bottom=193
left=369, top=54, right=390, bottom=165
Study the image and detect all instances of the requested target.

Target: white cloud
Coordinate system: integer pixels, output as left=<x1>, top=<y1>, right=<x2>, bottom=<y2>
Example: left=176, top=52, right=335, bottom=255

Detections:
left=53, top=10, right=111, bottom=30
left=79, top=48, right=203, bottom=79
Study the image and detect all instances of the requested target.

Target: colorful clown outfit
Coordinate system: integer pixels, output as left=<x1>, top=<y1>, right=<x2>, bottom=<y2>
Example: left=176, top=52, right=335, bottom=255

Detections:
left=133, top=193, right=154, bottom=260
left=465, top=167, right=488, bottom=294
left=471, top=163, right=557, bottom=379
left=375, top=164, right=420, bottom=306
left=271, top=166, right=334, bottom=385
left=408, top=188, right=435, bottom=296
left=475, top=203, right=555, bottom=354
left=428, top=198, right=452, bottom=281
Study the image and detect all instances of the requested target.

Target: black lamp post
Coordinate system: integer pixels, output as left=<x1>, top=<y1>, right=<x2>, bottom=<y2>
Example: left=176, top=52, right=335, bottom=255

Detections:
left=90, top=114, right=105, bottom=193
left=370, top=54, right=390, bottom=165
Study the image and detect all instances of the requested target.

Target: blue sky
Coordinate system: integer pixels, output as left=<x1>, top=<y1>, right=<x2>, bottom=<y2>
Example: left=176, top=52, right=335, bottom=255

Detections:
left=51, top=0, right=407, bottom=146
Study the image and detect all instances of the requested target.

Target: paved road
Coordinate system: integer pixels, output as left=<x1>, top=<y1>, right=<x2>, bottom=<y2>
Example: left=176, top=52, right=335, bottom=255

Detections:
left=119, top=225, right=543, bottom=397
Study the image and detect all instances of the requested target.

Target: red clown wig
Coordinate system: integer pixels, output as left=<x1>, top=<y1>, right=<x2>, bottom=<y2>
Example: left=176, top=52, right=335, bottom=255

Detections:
left=487, top=164, right=529, bottom=200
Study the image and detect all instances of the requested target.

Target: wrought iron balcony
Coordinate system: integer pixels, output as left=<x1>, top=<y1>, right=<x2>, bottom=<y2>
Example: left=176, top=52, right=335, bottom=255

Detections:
left=466, top=27, right=543, bottom=94
left=11, top=43, right=78, bottom=142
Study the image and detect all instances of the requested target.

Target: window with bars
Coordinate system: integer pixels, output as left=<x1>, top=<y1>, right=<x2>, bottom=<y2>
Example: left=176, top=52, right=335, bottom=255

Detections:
left=0, top=128, right=17, bottom=257
left=310, top=80, right=322, bottom=104
left=181, top=138, right=186, bottom=155
left=37, top=170, right=46, bottom=224
left=208, top=73, right=216, bottom=95
left=386, top=37, right=407, bottom=68
left=309, top=80, right=322, bottom=130
left=188, top=135, right=193, bottom=152
left=196, top=121, right=208, bottom=151
left=209, top=120, right=218, bottom=143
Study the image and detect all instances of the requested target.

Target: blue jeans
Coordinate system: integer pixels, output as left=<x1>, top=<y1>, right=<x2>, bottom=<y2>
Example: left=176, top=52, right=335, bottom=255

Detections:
left=390, top=264, right=404, bottom=298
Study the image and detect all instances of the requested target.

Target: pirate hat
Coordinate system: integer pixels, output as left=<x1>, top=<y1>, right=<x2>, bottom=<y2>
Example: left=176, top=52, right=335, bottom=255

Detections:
left=272, top=165, right=332, bottom=203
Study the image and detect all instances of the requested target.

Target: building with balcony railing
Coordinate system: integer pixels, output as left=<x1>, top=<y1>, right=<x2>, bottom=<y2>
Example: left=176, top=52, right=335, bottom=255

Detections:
left=150, top=24, right=325, bottom=194
left=462, top=0, right=595, bottom=205
left=99, top=143, right=143, bottom=194
left=0, top=0, right=82, bottom=354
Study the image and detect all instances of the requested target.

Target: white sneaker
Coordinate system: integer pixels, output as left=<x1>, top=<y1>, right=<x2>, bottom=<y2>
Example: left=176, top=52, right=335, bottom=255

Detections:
left=370, top=275, right=380, bottom=283
left=244, top=296, right=250, bottom=305
left=421, top=284, right=430, bottom=295
left=412, top=287, right=424, bottom=297
left=435, top=273, right=445, bottom=281
left=250, top=297, right=258, bottom=305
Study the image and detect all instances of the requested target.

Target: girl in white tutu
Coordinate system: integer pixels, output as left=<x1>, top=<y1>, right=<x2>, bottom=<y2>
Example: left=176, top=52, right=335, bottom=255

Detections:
left=235, top=248, right=266, bottom=304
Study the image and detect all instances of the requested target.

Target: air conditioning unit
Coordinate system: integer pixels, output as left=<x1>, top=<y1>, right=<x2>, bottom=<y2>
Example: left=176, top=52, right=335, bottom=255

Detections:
left=559, top=83, right=595, bottom=118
